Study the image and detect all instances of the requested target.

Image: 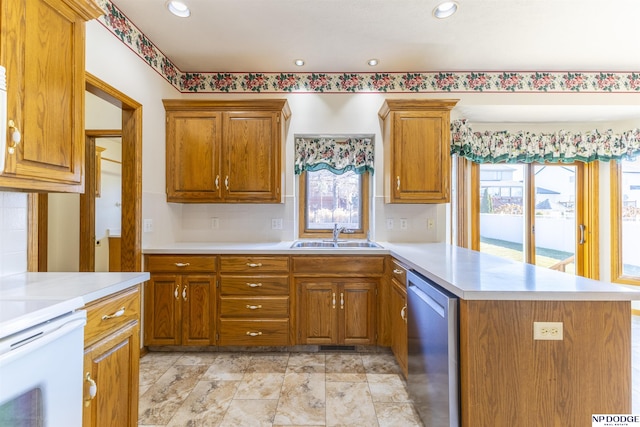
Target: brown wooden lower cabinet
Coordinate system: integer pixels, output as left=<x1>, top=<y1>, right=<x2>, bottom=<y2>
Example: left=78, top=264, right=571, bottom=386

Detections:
left=459, top=299, right=631, bottom=427
left=144, top=255, right=217, bottom=346
left=82, top=286, right=140, bottom=427
left=389, top=277, right=407, bottom=377
left=297, top=279, right=377, bottom=345
left=145, top=273, right=215, bottom=346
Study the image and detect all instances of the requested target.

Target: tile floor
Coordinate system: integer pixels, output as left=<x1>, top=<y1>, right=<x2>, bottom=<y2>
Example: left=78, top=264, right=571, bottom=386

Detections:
left=138, top=317, right=640, bottom=426
left=138, top=350, right=423, bottom=427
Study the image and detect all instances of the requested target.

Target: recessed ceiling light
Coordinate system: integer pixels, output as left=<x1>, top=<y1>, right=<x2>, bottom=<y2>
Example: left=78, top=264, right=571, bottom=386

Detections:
left=294, top=59, right=305, bottom=66
left=433, top=1, right=458, bottom=19
left=166, top=0, right=190, bottom=18
left=367, top=59, right=379, bottom=67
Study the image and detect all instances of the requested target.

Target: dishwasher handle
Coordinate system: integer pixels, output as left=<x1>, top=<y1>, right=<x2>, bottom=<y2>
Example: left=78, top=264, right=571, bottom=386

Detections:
left=408, top=284, right=445, bottom=318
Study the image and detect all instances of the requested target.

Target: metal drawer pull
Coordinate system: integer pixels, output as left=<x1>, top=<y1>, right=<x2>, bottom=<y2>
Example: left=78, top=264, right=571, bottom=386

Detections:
left=340, top=292, right=344, bottom=310
left=246, top=282, right=263, bottom=288
left=246, top=263, right=263, bottom=268
left=246, top=304, right=262, bottom=310
left=246, top=331, right=262, bottom=337
left=396, top=176, right=400, bottom=190
left=393, top=269, right=403, bottom=274
left=84, top=373, right=97, bottom=407
left=225, top=176, right=229, bottom=190
left=175, top=262, right=190, bottom=267
left=332, top=292, right=336, bottom=309
left=215, top=175, right=220, bottom=189
left=102, top=307, right=125, bottom=320
left=174, top=284, right=180, bottom=299
left=401, top=305, right=407, bottom=322
left=182, top=285, right=187, bottom=301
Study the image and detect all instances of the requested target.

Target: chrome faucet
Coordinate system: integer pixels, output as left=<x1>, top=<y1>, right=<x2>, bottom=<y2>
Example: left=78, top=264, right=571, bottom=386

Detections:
left=332, top=223, right=345, bottom=244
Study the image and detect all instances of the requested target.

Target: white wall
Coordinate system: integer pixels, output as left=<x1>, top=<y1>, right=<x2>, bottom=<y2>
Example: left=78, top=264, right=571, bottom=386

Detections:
left=0, top=192, right=28, bottom=276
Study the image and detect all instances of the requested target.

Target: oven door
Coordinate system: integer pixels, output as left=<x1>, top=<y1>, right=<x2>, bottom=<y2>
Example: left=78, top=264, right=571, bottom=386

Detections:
left=0, top=310, right=86, bottom=426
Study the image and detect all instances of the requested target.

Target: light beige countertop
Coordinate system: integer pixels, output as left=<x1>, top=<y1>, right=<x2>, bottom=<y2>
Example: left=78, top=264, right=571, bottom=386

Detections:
left=143, top=241, right=640, bottom=301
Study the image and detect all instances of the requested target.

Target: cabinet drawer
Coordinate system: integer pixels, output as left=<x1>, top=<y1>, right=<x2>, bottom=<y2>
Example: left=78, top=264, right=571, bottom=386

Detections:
left=292, top=256, right=385, bottom=276
left=220, top=296, right=289, bottom=318
left=218, top=319, right=289, bottom=346
left=220, top=276, right=289, bottom=295
left=84, top=286, right=140, bottom=345
left=390, top=258, right=407, bottom=285
left=220, top=256, right=289, bottom=273
left=145, top=255, right=216, bottom=273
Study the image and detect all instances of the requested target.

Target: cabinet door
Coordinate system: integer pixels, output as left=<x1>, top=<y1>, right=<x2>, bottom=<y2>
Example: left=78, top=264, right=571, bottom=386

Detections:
left=181, top=275, right=215, bottom=345
left=83, top=322, right=139, bottom=427
left=391, top=110, right=450, bottom=203
left=144, top=274, right=181, bottom=346
left=341, top=281, right=377, bottom=345
left=390, top=279, right=408, bottom=377
left=297, top=281, right=338, bottom=344
left=0, top=0, right=100, bottom=192
left=223, top=111, right=280, bottom=202
left=166, top=111, right=222, bottom=201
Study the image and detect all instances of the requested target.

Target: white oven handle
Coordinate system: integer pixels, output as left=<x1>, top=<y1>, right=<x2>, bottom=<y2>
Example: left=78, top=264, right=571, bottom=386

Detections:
left=0, top=313, right=86, bottom=366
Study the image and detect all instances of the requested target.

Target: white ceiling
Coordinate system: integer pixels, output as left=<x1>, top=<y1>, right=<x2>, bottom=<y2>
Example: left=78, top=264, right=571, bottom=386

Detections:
left=109, top=0, right=640, bottom=122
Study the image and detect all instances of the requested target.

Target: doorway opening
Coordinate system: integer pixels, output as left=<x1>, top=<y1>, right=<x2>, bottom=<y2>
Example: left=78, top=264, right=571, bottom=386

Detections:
left=28, top=74, right=143, bottom=272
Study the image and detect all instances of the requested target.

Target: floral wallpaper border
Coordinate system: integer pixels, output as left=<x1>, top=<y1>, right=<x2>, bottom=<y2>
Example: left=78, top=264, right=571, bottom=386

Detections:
left=97, top=0, right=640, bottom=94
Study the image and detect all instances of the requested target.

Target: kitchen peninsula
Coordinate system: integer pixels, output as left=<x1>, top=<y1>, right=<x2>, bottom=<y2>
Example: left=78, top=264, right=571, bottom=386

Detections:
left=143, top=241, right=640, bottom=427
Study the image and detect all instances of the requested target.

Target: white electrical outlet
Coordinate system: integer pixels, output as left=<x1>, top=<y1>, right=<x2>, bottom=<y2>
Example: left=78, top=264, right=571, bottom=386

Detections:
left=211, top=217, right=219, bottom=229
left=427, top=218, right=434, bottom=229
left=386, top=218, right=394, bottom=230
left=400, top=218, right=408, bottom=230
left=533, top=321, right=563, bottom=340
left=143, top=219, right=153, bottom=232
left=271, top=218, right=283, bottom=229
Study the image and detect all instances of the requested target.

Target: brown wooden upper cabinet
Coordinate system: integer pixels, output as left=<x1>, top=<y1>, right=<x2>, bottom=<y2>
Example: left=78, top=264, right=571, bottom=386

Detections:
left=163, top=100, right=291, bottom=203
left=0, top=0, right=102, bottom=192
left=378, top=99, right=459, bottom=203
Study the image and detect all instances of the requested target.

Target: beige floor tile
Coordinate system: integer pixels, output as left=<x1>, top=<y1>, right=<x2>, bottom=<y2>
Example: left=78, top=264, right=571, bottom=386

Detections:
left=174, top=352, right=219, bottom=366
left=374, top=402, right=422, bottom=427
left=246, top=353, right=290, bottom=373
left=219, top=399, right=278, bottom=427
left=273, top=372, right=326, bottom=425
left=165, top=380, right=240, bottom=427
left=235, top=372, right=285, bottom=400
left=366, top=374, right=411, bottom=403
left=202, top=353, right=252, bottom=381
left=138, top=365, right=208, bottom=425
left=286, top=353, right=326, bottom=373
left=326, top=381, right=378, bottom=427
left=139, top=352, right=185, bottom=394
left=361, top=353, right=403, bottom=375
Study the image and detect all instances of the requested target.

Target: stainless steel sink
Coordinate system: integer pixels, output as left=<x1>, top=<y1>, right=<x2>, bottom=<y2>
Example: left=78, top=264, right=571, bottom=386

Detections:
left=290, top=241, right=337, bottom=248
left=290, top=240, right=382, bottom=249
left=336, top=241, right=382, bottom=248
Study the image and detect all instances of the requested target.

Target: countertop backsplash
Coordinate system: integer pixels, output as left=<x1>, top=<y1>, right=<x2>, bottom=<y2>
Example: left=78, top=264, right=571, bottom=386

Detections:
left=0, top=191, right=28, bottom=277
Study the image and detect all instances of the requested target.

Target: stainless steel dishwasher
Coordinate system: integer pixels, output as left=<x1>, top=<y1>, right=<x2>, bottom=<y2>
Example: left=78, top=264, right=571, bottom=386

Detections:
left=407, top=270, right=459, bottom=427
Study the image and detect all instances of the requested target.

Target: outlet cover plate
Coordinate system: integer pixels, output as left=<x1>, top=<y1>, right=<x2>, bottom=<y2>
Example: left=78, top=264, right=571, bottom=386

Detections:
left=533, top=321, right=563, bottom=340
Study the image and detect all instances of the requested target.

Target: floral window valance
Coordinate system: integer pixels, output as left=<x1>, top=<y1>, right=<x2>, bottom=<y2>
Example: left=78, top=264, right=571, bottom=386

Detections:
left=450, top=119, right=640, bottom=164
left=294, top=136, right=374, bottom=175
